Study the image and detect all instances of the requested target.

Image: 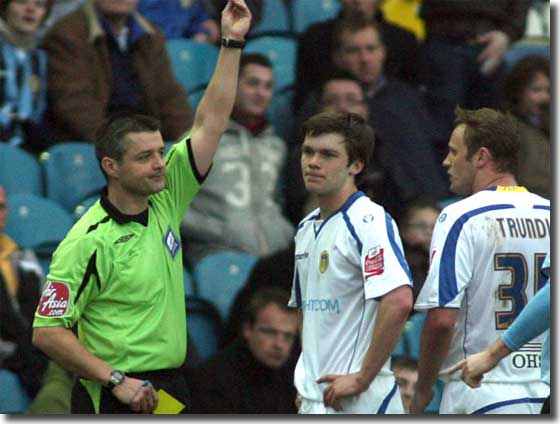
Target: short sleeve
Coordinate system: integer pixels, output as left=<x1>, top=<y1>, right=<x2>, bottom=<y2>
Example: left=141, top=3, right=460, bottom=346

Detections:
left=33, top=237, right=102, bottom=329
left=359, top=212, right=412, bottom=300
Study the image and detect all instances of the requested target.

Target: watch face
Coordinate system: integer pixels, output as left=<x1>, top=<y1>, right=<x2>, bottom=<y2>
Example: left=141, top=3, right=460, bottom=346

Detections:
left=111, top=370, right=125, bottom=385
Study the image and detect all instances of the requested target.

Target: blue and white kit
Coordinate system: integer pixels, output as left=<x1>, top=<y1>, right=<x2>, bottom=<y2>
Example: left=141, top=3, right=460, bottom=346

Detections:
left=415, top=186, right=550, bottom=414
left=289, top=191, right=412, bottom=414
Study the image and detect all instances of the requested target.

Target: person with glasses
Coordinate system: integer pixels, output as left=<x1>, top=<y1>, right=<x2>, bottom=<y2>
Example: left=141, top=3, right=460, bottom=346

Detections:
left=187, top=287, right=299, bottom=413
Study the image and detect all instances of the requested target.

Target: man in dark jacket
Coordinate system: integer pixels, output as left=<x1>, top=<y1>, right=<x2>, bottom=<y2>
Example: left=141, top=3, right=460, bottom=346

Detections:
left=187, top=287, right=298, bottom=413
left=41, top=0, right=194, bottom=142
left=293, top=0, right=419, bottom=112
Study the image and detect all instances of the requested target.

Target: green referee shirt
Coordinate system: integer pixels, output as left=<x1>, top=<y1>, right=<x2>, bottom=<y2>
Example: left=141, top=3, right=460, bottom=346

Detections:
left=33, top=137, right=203, bottom=408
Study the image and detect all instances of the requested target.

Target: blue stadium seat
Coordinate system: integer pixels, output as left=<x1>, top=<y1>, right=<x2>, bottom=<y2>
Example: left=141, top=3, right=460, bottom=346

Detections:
left=0, top=369, right=31, bottom=413
left=291, top=0, right=341, bottom=33
left=72, top=195, right=100, bottom=221
left=187, top=86, right=205, bottom=109
left=504, top=41, right=550, bottom=69
left=166, top=39, right=219, bottom=93
left=267, top=86, right=295, bottom=140
left=192, top=251, right=258, bottom=320
left=0, top=144, right=42, bottom=196
left=249, top=0, right=290, bottom=37
left=41, top=142, right=105, bottom=213
left=5, top=193, right=73, bottom=264
left=184, top=268, right=197, bottom=297
left=185, top=296, right=222, bottom=361
left=245, top=35, right=297, bottom=93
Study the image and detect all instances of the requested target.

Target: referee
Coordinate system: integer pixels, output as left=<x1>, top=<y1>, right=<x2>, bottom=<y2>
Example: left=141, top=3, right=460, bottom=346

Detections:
left=31, top=0, right=252, bottom=414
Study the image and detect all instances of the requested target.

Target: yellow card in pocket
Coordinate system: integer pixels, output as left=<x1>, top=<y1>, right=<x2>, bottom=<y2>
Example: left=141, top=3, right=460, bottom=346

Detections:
left=153, top=389, right=186, bottom=414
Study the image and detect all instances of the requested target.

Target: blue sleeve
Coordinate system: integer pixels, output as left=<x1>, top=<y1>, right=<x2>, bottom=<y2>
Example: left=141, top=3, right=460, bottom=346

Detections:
left=502, top=280, right=550, bottom=351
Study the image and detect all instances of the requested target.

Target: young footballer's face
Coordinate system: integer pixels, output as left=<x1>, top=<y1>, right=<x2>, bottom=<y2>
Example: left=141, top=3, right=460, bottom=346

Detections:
left=243, top=303, right=298, bottom=369
left=443, top=125, right=477, bottom=196
left=5, top=0, right=49, bottom=36
left=234, top=63, right=274, bottom=119
left=109, top=131, right=166, bottom=197
left=301, top=133, right=363, bottom=198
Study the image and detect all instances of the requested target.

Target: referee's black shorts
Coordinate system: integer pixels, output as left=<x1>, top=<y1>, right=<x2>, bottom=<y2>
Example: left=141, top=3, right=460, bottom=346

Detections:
left=71, top=367, right=190, bottom=414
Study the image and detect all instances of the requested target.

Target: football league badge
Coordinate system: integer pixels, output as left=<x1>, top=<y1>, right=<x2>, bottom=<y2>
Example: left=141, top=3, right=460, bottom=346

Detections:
left=319, top=250, right=329, bottom=273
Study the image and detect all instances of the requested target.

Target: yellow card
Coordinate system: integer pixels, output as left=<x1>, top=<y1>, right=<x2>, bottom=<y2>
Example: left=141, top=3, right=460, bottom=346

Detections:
left=153, top=389, right=186, bottom=414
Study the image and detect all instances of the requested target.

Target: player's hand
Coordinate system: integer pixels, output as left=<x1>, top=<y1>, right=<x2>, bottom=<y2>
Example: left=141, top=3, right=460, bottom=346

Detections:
left=112, top=377, right=159, bottom=413
left=409, top=386, right=434, bottom=414
left=476, top=30, right=509, bottom=75
left=295, top=392, right=302, bottom=410
left=317, top=373, right=369, bottom=411
left=444, top=350, right=497, bottom=388
left=221, top=0, right=252, bottom=41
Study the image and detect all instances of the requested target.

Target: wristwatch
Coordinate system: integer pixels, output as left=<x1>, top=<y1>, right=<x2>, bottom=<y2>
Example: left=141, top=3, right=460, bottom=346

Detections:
left=106, top=370, right=125, bottom=390
left=221, top=37, right=245, bottom=49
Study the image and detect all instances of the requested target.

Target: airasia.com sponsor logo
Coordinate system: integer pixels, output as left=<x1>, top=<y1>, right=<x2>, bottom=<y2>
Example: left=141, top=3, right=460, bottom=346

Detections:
left=365, top=246, right=384, bottom=277
left=38, top=281, right=70, bottom=317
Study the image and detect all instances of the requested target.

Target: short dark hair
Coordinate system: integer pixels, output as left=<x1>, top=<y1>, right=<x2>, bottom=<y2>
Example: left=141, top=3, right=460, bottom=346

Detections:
left=391, top=356, right=418, bottom=371
left=319, top=68, right=366, bottom=102
left=398, top=199, right=442, bottom=229
left=240, top=53, right=273, bottom=73
left=502, top=55, right=550, bottom=113
left=302, top=111, right=374, bottom=184
left=332, top=15, right=384, bottom=50
left=95, top=113, right=161, bottom=175
left=454, top=106, right=520, bottom=174
left=243, top=287, right=294, bottom=326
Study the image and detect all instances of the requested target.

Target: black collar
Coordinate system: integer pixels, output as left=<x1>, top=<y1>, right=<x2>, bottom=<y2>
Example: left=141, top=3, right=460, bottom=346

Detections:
left=100, top=187, right=149, bottom=226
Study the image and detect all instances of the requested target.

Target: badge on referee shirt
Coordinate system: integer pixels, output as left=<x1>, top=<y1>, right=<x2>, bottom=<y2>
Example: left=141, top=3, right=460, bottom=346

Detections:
left=319, top=250, right=329, bottom=273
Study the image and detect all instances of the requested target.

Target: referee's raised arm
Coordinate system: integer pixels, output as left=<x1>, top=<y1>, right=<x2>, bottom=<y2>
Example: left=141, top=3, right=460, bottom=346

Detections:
left=189, top=0, right=252, bottom=177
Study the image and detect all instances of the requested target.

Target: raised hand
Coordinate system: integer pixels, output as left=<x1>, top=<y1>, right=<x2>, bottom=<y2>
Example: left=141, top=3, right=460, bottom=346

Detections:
left=221, top=0, right=252, bottom=41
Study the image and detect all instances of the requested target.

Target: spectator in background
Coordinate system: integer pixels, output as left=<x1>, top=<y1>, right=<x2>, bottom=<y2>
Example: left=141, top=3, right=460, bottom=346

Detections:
left=329, top=17, right=449, bottom=216
left=41, top=0, right=194, bottom=142
left=138, top=0, right=219, bottom=43
left=418, top=0, right=531, bottom=152
left=502, top=55, right=550, bottom=199
left=294, top=0, right=419, bottom=112
left=37, top=0, right=85, bottom=39
left=397, top=200, right=440, bottom=301
left=391, top=356, right=418, bottom=414
left=181, top=53, right=294, bottom=266
left=0, top=0, right=54, bottom=153
left=187, top=287, right=298, bottom=413
left=0, top=185, right=47, bottom=409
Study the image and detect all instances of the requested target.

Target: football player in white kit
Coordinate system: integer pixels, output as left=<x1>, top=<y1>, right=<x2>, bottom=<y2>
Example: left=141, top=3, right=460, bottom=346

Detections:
left=289, top=111, right=413, bottom=414
left=411, top=107, right=550, bottom=414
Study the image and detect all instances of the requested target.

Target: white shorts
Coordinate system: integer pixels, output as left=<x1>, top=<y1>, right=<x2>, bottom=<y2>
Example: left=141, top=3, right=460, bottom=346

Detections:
left=440, top=380, right=549, bottom=414
left=298, top=376, right=404, bottom=414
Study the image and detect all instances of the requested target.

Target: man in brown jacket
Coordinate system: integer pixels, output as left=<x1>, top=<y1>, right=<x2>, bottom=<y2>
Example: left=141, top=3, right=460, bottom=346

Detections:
left=41, top=0, right=194, bottom=142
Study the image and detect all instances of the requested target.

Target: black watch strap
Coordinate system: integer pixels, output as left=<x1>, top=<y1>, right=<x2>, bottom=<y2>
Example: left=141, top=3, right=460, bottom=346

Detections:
left=221, top=37, right=245, bottom=49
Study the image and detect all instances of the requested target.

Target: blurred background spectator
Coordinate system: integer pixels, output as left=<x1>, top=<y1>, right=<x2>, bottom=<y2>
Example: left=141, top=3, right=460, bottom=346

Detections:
left=501, top=54, right=550, bottom=199
left=391, top=356, right=418, bottom=414
left=294, top=0, right=419, bottom=112
left=186, top=287, right=298, bottom=413
left=418, top=0, right=532, bottom=159
left=138, top=0, right=219, bottom=43
left=0, top=185, right=47, bottom=413
left=397, top=199, right=441, bottom=301
left=181, top=53, right=294, bottom=266
left=40, top=0, right=193, bottom=142
left=0, top=0, right=54, bottom=153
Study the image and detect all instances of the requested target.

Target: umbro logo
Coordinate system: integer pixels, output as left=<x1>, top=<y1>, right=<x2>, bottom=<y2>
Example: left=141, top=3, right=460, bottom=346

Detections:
left=163, top=227, right=180, bottom=259
left=114, top=234, right=135, bottom=244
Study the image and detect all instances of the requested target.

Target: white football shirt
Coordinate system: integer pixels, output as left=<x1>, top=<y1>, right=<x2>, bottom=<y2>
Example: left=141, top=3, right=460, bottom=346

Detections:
left=289, top=191, right=412, bottom=402
left=415, top=186, right=550, bottom=383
